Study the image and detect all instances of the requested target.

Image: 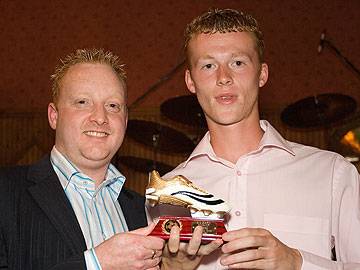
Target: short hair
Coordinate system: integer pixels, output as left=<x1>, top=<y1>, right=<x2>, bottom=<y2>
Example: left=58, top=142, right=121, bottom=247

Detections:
left=51, top=48, right=126, bottom=103
left=184, top=8, right=265, bottom=62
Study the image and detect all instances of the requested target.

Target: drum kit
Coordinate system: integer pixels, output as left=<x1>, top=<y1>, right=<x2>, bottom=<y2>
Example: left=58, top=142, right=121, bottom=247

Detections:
left=281, top=93, right=359, bottom=161
left=281, top=32, right=360, bottom=163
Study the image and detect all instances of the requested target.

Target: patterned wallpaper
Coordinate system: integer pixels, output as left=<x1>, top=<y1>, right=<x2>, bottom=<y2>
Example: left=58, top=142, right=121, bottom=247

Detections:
left=0, top=0, right=359, bottom=114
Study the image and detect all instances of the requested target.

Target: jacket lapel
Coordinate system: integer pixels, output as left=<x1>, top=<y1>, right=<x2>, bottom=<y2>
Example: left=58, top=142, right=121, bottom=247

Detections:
left=118, top=189, right=147, bottom=231
left=27, top=156, right=86, bottom=253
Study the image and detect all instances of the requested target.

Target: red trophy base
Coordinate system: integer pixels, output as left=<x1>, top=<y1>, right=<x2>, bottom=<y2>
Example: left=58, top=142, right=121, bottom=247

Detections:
left=150, top=216, right=227, bottom=243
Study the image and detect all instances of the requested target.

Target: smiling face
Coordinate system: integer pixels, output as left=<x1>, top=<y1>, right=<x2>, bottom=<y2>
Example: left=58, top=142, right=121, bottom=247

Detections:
left=185, top=31, right=268, bottom=129
left=48, top=63, right=127, bottom=173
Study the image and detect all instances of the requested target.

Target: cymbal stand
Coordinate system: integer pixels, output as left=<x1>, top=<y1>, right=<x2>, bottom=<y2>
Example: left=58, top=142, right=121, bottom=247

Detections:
left=320, top=33, right=360, bottom=80
left=318, top=32, right=360, bottom=144
left=194, top=112, right=205, bottom=144
left=129, top=60, right=185, bottom=110
left=151, top=132, right=160, bottom=171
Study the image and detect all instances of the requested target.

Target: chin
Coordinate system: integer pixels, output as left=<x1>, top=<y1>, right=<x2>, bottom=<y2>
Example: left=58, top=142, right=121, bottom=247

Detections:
left=82, top=149, right=113, bottom=163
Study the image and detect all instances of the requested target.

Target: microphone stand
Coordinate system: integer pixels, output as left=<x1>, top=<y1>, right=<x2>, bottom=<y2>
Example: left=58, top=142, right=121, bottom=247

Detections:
left=321, top=38, right=360, bottom=80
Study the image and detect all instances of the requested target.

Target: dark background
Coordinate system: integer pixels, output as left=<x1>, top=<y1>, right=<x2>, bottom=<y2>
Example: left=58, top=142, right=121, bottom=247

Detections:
left=0, top=0, right=359, bottom=112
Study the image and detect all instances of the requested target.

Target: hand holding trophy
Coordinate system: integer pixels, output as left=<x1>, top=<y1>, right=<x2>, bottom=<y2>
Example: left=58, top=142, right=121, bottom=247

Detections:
left=146, top=171, right=230, bottom=242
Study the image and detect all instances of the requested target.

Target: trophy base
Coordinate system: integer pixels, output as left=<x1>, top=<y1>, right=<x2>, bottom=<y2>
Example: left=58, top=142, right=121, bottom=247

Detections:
left=150, top=216, right=227, bottom=243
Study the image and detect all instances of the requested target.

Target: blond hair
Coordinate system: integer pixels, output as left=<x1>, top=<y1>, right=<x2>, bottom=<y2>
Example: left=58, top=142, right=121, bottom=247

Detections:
left=184, top=8, right=265, bottom=62
left=51, top=48, right=126, bottom=103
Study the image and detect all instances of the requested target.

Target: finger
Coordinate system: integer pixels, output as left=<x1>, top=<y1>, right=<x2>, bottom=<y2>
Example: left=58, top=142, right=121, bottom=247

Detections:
left=147, top=267, right=160, bottom=270
left=222, top=234, right=268, bottom=253
left=147, top=265, right=160, bottom=270
left=167, top=225, right=180, bottom=253
left=144, top=237, right=165, bottom=251
left=145, top=249, right=162, bottom=260
left=220, top=247, right=262, bottom=266
left=130, top=222, right=157, bottom=236
left=220, top=257, right=266, bottom=269
left=187, top=226, right=203, bottom=255
left=128, top=227, right=165, bottom=251
left=198, top=238, right=223, bottom=256
left=144, top=256, right=162, bottom=269
left=222, top=227, right=269, bottom=242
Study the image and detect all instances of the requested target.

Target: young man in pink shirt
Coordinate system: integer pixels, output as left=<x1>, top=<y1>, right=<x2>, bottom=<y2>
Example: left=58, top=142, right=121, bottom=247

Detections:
left=160, top=8, right=360, bottom=270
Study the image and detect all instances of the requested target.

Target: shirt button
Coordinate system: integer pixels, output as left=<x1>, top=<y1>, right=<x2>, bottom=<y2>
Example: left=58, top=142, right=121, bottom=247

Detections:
left=235, top=211, right=241, bottom=216
left=236, top=170, right=241, bottom=176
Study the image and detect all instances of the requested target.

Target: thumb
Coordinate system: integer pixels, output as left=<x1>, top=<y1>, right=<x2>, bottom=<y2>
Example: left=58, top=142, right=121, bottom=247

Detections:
left=129, top=222, right=157, bottom=236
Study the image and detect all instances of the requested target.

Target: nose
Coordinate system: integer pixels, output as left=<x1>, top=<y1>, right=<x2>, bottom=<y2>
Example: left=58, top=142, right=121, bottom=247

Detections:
left=90, top=104, right=108, bottom=125
left=216, top=66, right=233, bottom=86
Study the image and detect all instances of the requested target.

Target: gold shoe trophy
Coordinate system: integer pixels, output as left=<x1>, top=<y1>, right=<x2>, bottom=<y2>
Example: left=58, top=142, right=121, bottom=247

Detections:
left=146, top=171, right=230, bottom=242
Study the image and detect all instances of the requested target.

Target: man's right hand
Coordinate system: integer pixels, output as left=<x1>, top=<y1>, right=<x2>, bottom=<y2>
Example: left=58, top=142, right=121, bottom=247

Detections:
left=95, top=223, right=165, bottom=270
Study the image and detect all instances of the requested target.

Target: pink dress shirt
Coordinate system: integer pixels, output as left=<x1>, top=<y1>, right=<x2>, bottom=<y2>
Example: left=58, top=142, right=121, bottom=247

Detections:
left=162, top=120, right=360, bottom=270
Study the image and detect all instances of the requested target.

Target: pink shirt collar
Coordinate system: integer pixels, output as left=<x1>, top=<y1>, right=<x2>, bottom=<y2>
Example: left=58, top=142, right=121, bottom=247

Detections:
left=183, top=120, right=295, bottom=167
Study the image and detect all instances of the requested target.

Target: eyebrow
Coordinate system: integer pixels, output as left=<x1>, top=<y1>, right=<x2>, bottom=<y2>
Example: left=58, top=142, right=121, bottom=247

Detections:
left=196, top=52, right=251, bottom=63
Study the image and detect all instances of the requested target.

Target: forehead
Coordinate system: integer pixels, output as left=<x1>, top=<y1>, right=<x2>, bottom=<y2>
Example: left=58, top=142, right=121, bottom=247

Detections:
left=59, top=63, right=126, bottom=97
left=187, top=31, right=258, bottom=60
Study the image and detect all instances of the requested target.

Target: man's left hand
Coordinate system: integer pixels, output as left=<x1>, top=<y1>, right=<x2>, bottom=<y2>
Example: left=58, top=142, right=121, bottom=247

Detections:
left=221, top=228, right=302, bottom=269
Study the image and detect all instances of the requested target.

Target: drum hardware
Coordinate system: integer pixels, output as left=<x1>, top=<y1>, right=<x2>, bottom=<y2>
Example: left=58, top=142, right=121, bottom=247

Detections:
left=281, top=93, right=356, bottom=128
left=126, top=119, right=195, bottom=154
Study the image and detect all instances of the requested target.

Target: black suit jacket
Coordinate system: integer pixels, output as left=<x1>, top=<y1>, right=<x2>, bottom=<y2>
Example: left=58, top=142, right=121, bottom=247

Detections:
left=0, top=156, right=147, bottom=270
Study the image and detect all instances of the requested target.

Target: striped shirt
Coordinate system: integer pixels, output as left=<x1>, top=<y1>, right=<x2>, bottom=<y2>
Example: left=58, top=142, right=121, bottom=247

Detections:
left=50, top=147, right=128, bottom=270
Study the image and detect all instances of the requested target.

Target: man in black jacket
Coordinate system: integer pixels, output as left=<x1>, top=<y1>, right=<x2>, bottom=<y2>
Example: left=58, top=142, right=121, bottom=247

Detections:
left=0, top=48, right=164, bottom=270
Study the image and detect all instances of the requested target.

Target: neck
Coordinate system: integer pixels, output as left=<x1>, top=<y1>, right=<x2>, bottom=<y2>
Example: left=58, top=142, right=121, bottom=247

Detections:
left=54, top=146, right=110, bottom=188
left=208, top=119, right=263, bottom=164
left=80, top=164, right=108, bottom=188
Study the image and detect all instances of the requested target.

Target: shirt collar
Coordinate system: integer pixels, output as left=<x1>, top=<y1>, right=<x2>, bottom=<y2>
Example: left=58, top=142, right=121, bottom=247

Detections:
left=183, top=120, right=295, bottom=167
left=50, top=146, right=125, bottom=194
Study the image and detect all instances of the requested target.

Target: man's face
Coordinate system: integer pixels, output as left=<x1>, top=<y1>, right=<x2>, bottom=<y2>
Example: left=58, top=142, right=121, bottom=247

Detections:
left=48, top=63, right=127, bottom=171
left=185, top=31, right=268, bottom=128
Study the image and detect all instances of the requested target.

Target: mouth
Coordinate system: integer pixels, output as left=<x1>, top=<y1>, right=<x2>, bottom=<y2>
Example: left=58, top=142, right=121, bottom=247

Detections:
left=83, top=130, right=110, bottom=138
left=215, top=94, right=237, bottom=104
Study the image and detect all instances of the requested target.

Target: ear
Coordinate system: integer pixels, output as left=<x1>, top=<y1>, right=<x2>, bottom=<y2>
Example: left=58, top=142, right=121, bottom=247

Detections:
left=185, top=69, right=196, bottom=94
left=48, top=103, right=58, bottom=130
left=258, top=63, right=269, bottom=88
left=125, top=107, right=128, bottom=128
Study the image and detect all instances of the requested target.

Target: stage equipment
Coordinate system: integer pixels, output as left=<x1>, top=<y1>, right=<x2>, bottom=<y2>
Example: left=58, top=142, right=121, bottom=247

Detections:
left=281, top=93, right=356, bottom=128
left=160, top=95, right=206, bottom=127
left=127, top=119, right=195, bottom=154
left=317, top=30, right=360, bottom=79
left=330, top=113, right=360, bottom=162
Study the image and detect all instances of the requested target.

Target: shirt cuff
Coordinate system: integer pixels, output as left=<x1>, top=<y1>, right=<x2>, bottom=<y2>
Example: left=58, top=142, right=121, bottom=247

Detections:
left=84, top=248, right=102, bottom=270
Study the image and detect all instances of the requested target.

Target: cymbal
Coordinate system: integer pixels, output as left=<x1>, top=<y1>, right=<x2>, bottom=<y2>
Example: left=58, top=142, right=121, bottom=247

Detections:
left=281, top=93, right=356, bottom=128
left=160, top=95, right=207, bottom=127
left=115, top=155, right=174, bottom=175
left=127, top=119, right=195, bottom=153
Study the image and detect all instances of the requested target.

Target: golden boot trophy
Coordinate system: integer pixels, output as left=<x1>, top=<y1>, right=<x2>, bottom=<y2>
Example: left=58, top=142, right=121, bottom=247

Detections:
left=146, top=171, right=230, bottom=242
